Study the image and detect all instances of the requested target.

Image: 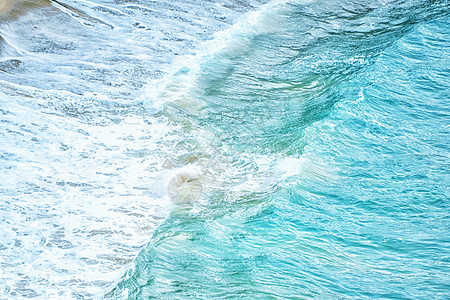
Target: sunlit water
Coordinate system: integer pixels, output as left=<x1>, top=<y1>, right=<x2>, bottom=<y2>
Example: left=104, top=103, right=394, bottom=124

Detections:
left=0, top=0, right=449, bottom=299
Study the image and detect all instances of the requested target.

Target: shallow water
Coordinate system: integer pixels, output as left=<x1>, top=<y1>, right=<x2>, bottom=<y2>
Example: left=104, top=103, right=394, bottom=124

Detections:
left=1, top=0, right=449, bottom=299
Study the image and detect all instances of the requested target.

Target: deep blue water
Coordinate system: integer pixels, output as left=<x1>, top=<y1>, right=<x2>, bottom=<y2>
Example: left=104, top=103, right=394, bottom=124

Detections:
left=0, top=0, right=449, bottom=298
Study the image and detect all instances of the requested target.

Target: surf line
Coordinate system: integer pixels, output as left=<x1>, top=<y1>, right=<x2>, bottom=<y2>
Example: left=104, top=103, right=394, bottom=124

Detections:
left=140, top=0, right=293, bottom=206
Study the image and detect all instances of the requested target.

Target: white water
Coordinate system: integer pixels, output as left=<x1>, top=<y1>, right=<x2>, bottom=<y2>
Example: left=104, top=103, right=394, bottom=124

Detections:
left=0, top=0, right=271, bottom=297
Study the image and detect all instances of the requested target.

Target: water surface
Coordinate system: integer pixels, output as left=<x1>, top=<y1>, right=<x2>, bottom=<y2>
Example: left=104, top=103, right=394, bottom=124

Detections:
left=0, top=0, right=449, bottom=298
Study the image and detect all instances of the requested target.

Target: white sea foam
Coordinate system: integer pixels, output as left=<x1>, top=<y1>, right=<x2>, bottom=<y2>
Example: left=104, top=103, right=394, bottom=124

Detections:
left=0, top=0, right=341, bottom=297
left=1, top=0, right=294, bottom=297
left=140, top=0, right=293, bottom=111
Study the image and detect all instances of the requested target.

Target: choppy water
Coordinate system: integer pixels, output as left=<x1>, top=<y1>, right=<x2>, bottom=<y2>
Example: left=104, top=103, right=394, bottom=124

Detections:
left=0, top=0, right=449, bottom=299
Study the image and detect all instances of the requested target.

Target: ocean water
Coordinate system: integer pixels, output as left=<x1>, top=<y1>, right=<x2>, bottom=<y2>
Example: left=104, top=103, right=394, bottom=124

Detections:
left=0, top=0, right=448, bottom=299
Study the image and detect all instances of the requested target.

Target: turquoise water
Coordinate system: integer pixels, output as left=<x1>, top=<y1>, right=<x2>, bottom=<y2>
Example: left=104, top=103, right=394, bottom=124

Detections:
left=112, top=1, right=450, bottom=298
left=0, top=0, right=449, bottom=298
